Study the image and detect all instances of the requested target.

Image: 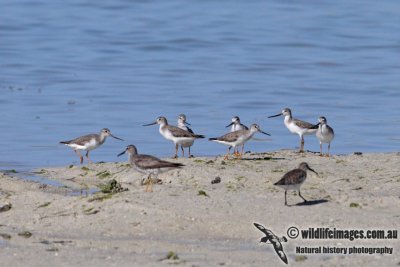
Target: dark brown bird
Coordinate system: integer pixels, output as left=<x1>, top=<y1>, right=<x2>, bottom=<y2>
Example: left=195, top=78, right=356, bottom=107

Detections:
left=118, top=144, right=184, bottom=192
left=274, top=162, right=318, bottom=206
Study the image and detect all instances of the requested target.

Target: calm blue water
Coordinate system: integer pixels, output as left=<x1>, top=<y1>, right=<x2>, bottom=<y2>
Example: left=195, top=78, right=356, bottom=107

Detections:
left=1, top=0, right=399, bottom=171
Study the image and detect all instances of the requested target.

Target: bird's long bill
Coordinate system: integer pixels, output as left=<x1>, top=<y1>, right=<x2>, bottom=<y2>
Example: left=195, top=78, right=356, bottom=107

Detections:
left=184, top=121, right=191, bottom=126
left=268, top=113, right=282, bottom=118
left=308, top=166, right=318, bottom=176
left=225, top=122, right=234, bottom=127
left=142, top=121, right=157, bottom=126
left=117, top=149, right=126, bottom=157
left=259, top=130, right=271, bottom=136
left=111, top=134, right=124, bottom=141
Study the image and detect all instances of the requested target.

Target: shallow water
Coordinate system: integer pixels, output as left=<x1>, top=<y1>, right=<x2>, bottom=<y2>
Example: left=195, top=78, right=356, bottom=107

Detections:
left=1, top=0, right=399, bottom=171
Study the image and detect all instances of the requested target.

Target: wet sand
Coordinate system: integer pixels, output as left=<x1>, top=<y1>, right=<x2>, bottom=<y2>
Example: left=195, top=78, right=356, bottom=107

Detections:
left=1, top=150, right=399, bottom=266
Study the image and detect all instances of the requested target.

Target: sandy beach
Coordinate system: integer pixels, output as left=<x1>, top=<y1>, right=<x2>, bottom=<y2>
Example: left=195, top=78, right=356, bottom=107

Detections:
left=1, top=150, right=399, bottom=266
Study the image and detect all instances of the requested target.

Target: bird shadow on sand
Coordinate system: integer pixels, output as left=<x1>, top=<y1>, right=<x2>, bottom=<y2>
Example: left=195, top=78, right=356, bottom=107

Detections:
left=293, top=199, right=329, bottom=206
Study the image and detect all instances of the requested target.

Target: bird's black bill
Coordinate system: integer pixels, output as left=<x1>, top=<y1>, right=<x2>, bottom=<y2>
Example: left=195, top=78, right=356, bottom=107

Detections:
left=260, top=130, right=271, bottom=136
left=225, top=122, right=234, bottom=127
left=143, top=122, right=157, bottom=126
left=111, top=134, right=124, bottom=141
left=117, top=150, right=126, bottom=157
left=268, top=113, right=282, bottom=118
left=308, top=167, right=318, bottom=176
left=184, top=121, right=191, bottom=126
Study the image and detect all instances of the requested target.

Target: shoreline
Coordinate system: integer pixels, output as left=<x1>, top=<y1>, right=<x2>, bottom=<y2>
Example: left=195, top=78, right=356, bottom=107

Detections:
left=1, top=150, right=399, bottom=266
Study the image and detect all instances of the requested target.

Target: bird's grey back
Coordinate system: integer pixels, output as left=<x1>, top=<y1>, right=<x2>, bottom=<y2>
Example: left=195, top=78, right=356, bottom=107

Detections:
left=62, top=133, right=98, bottom=145
left=167, top=125, right=202, bottom=138
left=215, top=129, right=247, bottom=142
left=132, top=154, right=183, bottom=169
left=293, top=119, right=315, bottom=129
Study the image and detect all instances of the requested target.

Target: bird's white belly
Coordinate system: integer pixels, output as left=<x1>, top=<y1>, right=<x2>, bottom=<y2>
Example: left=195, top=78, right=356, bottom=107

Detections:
left=230, top=134, right=251, bottom=148
left=161, top=129, right=193, bottom=145
left=286, top=122, right=316, bottom=137
left=276, top=182, right=303, bottom=191
left=134, top=165, right=172, bottom=176
left=235, top=134, right=251, bottom=146
left=173, top=136, right=194, bottom=145
left=133, top=165, right=148, bottom=174
left=180, top=140, right=194, bottom=147
left=317, top=127, right=334, bottom=143
left=286, top=121, right=302, bottom=135
left=86, top=139, right=101, bottom=151
left=134, top=165, right=159, bottom=176
left=160, top=128, right=174, bottom=141
left=66, top=139, right=98, bottom=150
left=66, top=143, right=87, bottom=150
left=212, top=139, right=233, bottom=147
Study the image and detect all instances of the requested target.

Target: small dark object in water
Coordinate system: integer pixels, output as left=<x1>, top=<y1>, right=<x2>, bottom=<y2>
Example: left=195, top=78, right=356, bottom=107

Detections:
left=353, top=152, right=363, bottom=155
left=211, top=177, right=221, bottom=184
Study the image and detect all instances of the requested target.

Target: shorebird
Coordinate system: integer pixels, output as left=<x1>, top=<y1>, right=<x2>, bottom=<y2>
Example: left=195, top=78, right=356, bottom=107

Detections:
left=209, top=124, right=270, bottom=159
left=118, top=145, right=184, bottom=192
left=143, top=116, right=205, bottom=158
left=314, top=116, right=335, bottom=157
left=254, top=223, right=288, bottom=264
left=177, top=114, right=195, bottom=157
left=60, top=128, right=123, bottom=164
left=274, top=162, right=318, bottom=206
left=268, top=108, right=317, bottom=153
left=226, top=116, right=248, bottom=156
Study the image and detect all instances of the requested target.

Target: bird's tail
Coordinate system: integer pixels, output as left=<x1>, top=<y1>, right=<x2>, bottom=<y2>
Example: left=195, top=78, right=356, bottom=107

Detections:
left=209, top=137, right=217, bottom=141
left=274, top=180, right=286, bottom=186
left=195, top=134, right=205, bottom=139
left=59, top=140, right=71, bottom=145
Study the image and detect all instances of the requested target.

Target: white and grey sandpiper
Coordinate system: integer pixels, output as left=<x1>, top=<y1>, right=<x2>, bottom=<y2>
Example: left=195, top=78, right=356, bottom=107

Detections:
left=60, top=128, right=124, bottom=164
left=143, top=116, right=205, bottom=158
left=226, top=116, right=248, bottom=156
left=274, top=162, right=318, bottom=206
left=209, top=124, right=270, bottom=159
left=314, top=116, right=335, bottom=157
left=268, top=108, right=317, bottom=153
left=118, top=145, right=184, bottom=192
left=177, top=114, right=195, bottom=157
